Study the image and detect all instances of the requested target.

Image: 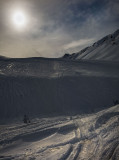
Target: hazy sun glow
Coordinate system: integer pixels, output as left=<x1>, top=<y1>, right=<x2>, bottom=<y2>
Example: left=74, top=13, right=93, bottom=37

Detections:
left=12, top=10, right=27, bottom=29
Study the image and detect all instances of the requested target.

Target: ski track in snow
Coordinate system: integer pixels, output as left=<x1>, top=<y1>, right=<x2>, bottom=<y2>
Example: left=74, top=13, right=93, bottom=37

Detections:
left=0, top=105, right=119, bottom=160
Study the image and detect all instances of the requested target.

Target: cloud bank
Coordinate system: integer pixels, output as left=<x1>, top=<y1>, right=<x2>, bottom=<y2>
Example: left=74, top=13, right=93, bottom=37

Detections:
left=0, top=0, right=119, bottom=58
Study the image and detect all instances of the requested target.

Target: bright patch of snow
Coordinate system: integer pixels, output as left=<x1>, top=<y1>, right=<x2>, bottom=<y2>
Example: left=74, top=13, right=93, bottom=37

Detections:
left=0, top=105, right=119, bottom=159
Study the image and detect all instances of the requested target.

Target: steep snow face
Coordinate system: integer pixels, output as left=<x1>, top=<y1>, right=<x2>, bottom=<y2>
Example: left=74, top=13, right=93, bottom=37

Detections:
left=0, top=58, right=119, bottom=119
left=0, top=105, right=119, bottom=160
left=63, top=29, right=119, bottom=61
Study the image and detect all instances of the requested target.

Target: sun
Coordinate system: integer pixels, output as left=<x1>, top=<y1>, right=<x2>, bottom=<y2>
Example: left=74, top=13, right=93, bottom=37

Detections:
left=12, top=10, right=27, bottom=29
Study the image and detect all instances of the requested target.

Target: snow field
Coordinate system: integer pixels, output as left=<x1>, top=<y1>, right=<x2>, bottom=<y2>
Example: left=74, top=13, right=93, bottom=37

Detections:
left=0, top=105, right=119, bottom=160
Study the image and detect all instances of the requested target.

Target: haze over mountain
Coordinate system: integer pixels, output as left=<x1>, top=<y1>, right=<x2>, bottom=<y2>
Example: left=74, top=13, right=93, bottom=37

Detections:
left=63, top=29, right=119, bottom=61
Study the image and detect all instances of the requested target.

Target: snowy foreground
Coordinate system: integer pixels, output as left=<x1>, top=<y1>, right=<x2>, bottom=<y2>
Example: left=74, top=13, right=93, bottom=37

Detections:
left=0, top=105, right=119, bottom=160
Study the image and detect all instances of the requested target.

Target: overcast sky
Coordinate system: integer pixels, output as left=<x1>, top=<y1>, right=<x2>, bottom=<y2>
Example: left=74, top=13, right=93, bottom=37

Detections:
left=0, top=0, right=119, bottom=58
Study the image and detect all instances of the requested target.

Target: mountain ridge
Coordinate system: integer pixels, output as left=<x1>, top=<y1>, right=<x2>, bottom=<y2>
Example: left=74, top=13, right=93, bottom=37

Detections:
left=62, top=29, right=119, bottom=61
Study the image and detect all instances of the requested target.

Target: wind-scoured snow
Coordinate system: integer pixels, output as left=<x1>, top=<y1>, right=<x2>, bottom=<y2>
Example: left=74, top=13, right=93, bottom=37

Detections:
left=63, top=29, right=119, bottom=61
left=0, top=105, right=119, bottom=160
left=0, top=57, right=119, bottom=119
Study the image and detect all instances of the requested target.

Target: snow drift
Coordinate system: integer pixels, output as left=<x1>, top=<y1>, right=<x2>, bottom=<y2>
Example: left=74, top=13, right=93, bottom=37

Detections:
left=0, top=105, right=119, bottom=159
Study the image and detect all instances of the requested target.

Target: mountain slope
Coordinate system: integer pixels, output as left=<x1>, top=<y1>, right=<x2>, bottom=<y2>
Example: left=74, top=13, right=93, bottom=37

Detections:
left=0, top=57, right=119, bottom=119
left=63, top=29, right=119, bottom=61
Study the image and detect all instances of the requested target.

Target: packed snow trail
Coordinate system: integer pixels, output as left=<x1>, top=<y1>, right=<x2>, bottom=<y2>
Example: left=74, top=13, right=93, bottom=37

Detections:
left=0, top=105, right=119, bottom=160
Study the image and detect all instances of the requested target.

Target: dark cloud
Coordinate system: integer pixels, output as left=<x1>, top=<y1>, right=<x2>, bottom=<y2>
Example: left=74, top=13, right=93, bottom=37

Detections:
left=0, top=0, right=119, bottom=58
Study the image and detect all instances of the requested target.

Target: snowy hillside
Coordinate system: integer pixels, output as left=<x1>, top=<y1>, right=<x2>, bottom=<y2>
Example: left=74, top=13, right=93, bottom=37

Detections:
left=0, top=105, right=119, bottom=159
left=63, top=29, right=119, bottom=61
left=0, top=57, right=119, bottom=119
left=0, top=30, right=119, bottom=160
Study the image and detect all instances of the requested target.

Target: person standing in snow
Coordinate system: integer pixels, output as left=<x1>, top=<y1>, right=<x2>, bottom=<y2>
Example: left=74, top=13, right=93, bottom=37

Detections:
left=23, top=114, right=30, bottom=124
left=23, top=114, right=28, bottom=123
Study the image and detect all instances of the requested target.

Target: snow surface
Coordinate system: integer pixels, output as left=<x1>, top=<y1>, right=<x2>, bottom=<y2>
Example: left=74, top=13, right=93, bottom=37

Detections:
left=0, top=58, right=119, bottom=119
left=0, top=105, right=119, bottom=160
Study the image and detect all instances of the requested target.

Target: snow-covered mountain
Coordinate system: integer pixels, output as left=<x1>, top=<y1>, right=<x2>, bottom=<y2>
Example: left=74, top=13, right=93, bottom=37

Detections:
left=0, top=30, right=119, bottom=119
left=63, top=29, right=119, bottom=61
left=0, top=30, right=119, bottom=159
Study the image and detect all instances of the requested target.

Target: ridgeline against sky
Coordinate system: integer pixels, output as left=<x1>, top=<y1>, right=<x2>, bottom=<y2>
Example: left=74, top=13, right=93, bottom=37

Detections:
left=0, top=0, right=119, bottom=58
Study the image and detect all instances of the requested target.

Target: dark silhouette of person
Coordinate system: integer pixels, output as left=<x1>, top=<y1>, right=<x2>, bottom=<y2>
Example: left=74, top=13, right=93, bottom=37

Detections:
left=23, top=115, right=28, bottom=123
left=23, top=115, right=31, bottom=124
